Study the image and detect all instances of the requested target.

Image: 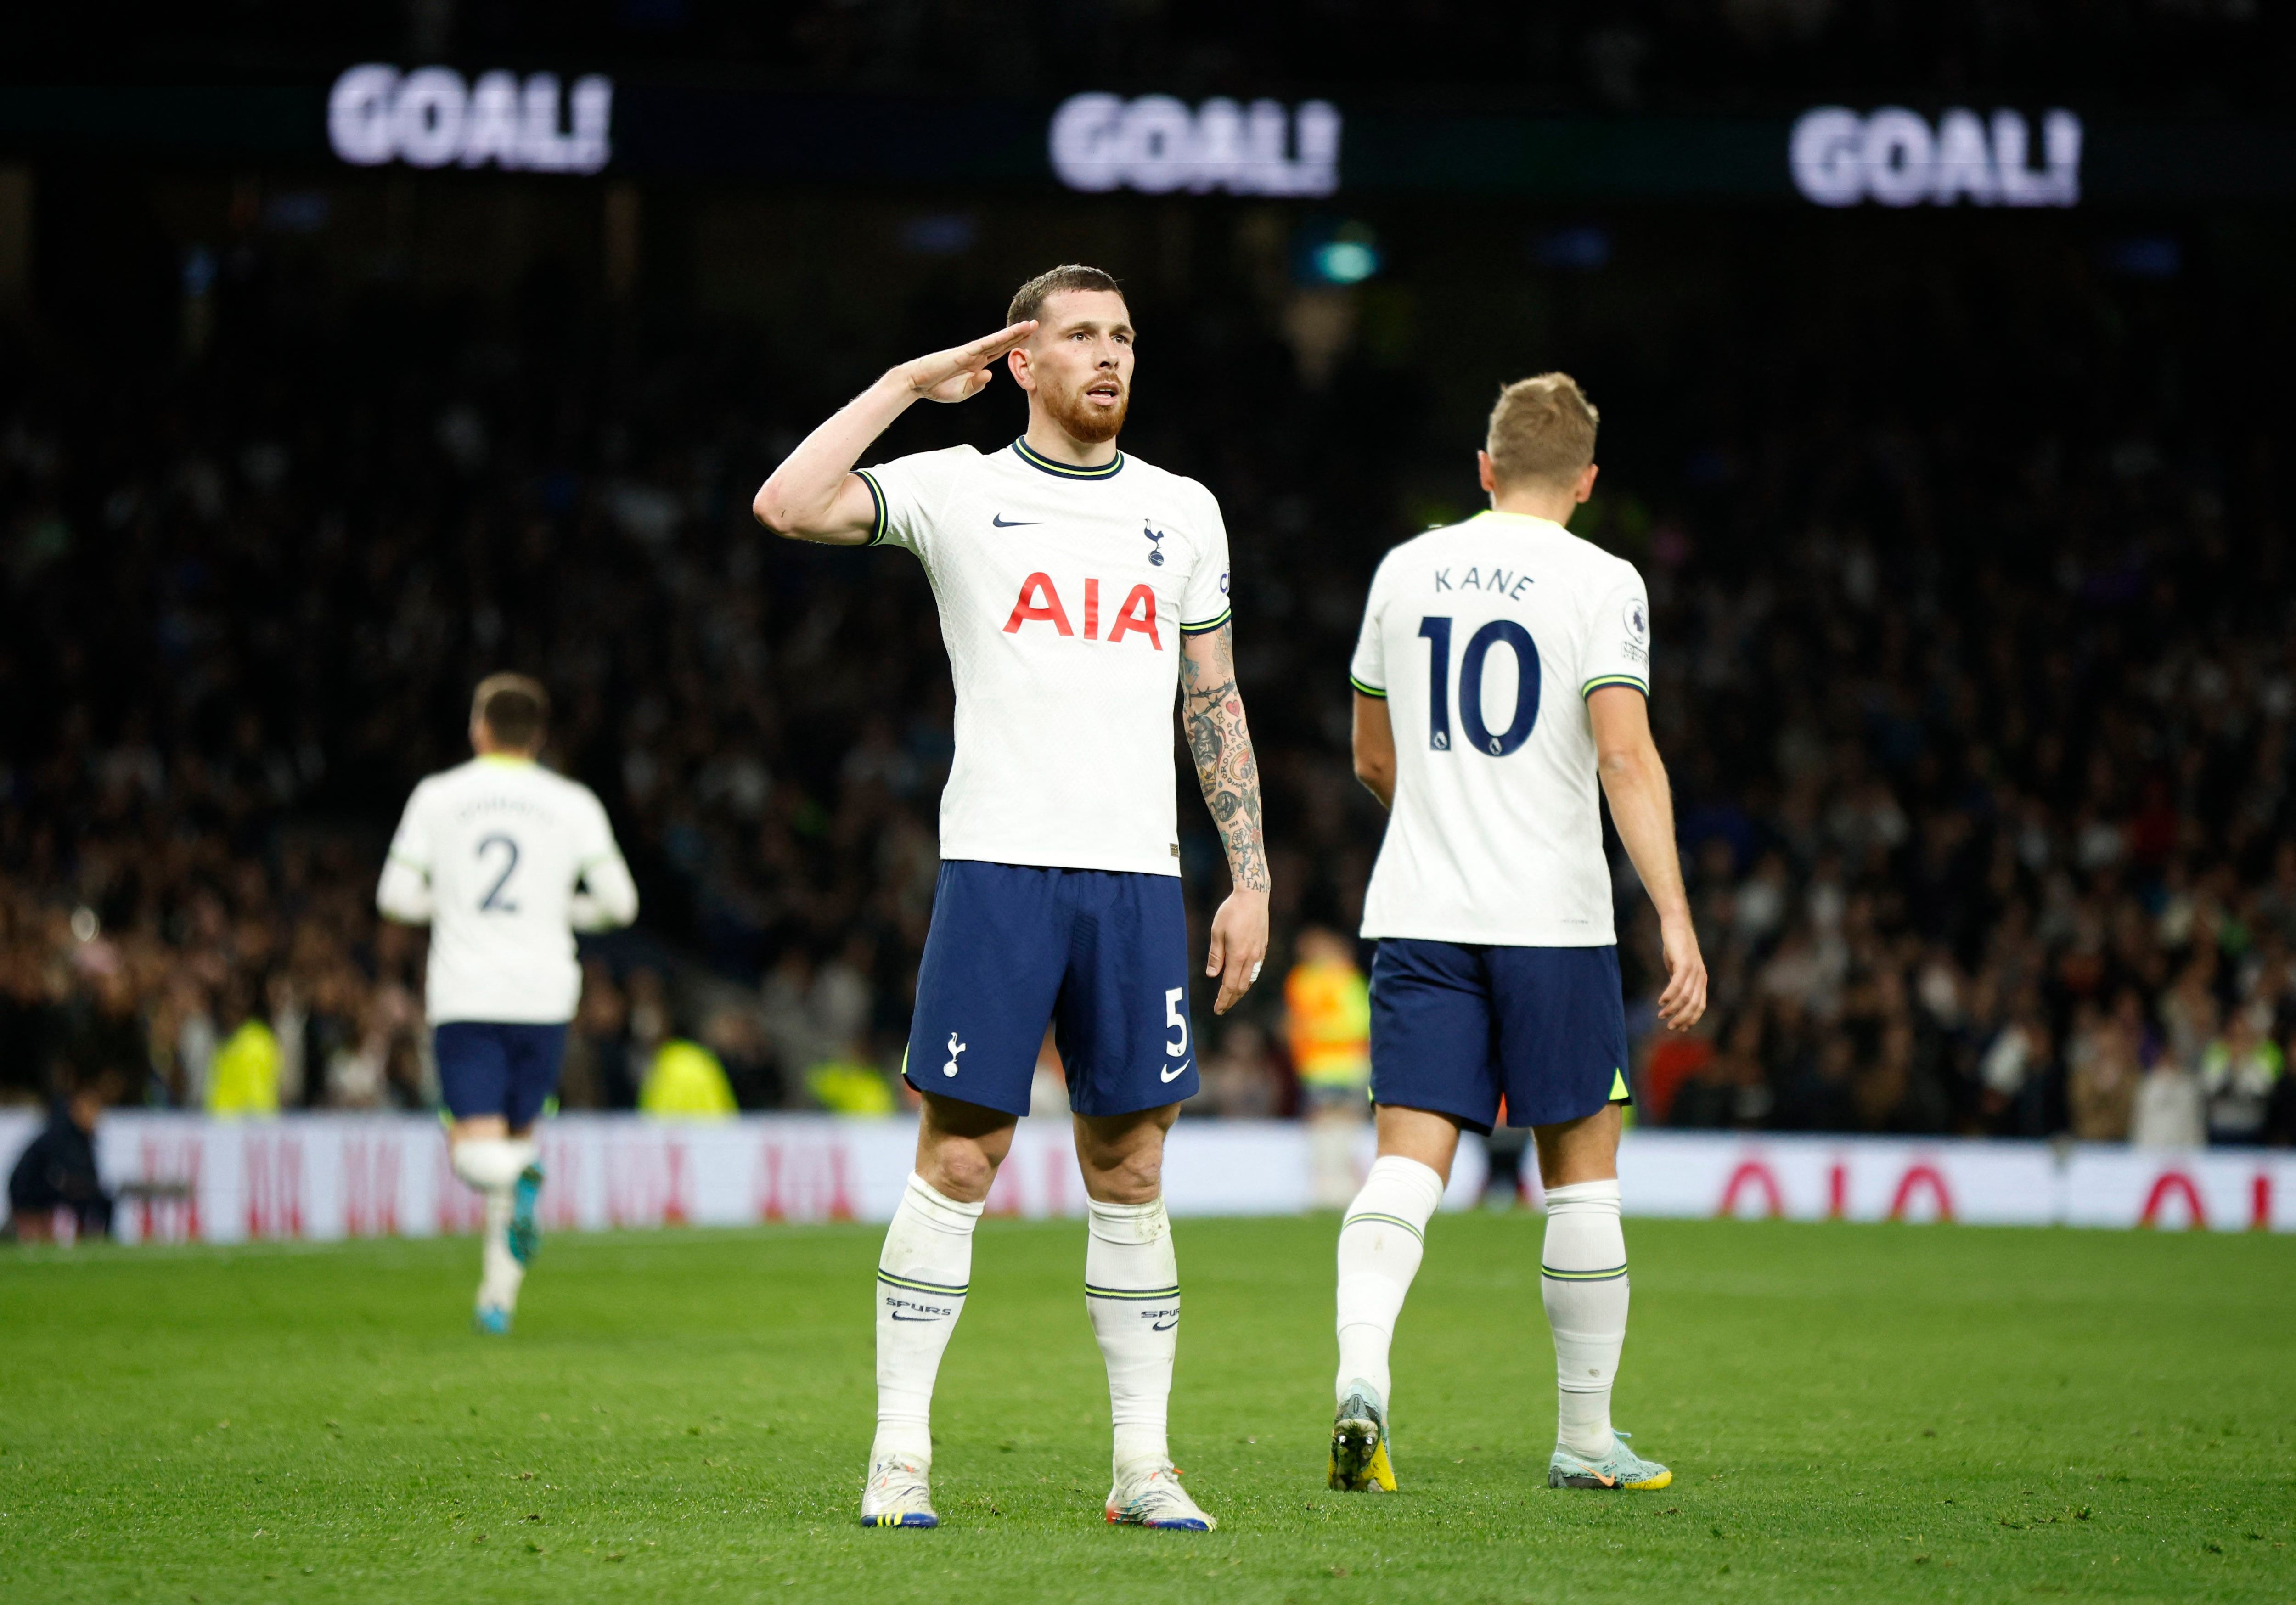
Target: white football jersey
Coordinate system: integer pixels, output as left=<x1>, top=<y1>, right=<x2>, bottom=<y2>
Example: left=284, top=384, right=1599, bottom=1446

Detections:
left=382, top=756, right=630, bottom=1024
left=1349, top=510, right=1650, bottom=946
left=859, top=439, right=1232, bottom=876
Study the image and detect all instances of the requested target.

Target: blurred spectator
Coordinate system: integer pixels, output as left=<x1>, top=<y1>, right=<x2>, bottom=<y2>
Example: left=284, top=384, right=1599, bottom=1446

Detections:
left=2065, top=1000, right=2140, bottom=1143
left=1285, top=926, right=1371, bottom=1204
left=2131, top=1055, right=2206, bottom=1150
left=564, top=961, right=637, bottom=1110
left=205, top=979, right=281, bottom=1117
left=8, top=1080, right=112, bottom=1241
left=1664, top=1012, right=1757, bottom=1130
left=1975, top=997, right=2052, bottom=1138
left=759, top=951, right=822, bottom=1082
left=1639, top=1022, right=1715, bottom=1125
left=1192, top=1023, right=1282, bottom=1120
left=702, top=1005, right=780, bottom=1110
left=2200, top=1004, right=2283, bottom=1146
left=811, top=938, right=877, bottom=1065
left=803, top=1054, right=898, bottom=1115
left=639, top=1038, right=739, bottom=1119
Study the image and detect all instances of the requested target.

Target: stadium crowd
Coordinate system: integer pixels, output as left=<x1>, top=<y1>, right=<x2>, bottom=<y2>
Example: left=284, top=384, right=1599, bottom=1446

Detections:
left=1, top=191, right=2290, bottom=1151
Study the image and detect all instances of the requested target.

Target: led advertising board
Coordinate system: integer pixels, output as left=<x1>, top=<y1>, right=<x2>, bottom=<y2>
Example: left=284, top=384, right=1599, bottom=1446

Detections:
left=327, top=65, right=612, bottom=173
left=1047, top=94, right=1339, bottom=197
left=1790, top=107, right=2081, bottom=208
left=0, top=73, right=2287, bottom=206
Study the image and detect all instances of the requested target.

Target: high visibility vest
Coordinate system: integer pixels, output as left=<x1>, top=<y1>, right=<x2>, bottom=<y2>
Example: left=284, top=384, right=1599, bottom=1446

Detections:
left=806, top=1059, right=898, bottom=1116
left=1286, top=959, right=1371, bottom=1089
left=207, top=1021, right=281, bottom=1117
left=639, top=1039, right=738, bottom=1119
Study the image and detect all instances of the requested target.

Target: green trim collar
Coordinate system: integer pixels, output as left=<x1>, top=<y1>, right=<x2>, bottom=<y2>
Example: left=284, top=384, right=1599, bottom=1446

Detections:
left=1012, top=438, right=1125, bottom=480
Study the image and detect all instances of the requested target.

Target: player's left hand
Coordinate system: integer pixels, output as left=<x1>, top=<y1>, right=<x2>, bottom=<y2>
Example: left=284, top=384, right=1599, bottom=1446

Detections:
left=1654, top=911, right=1708, bottom=1031
left=1205, top=887, right=1270, bottom=1015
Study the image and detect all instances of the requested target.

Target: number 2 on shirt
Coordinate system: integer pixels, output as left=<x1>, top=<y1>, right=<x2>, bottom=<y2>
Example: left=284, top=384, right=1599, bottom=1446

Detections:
left=1418, top=615, right=1540, bottom=757
left=476, top=833, right=522, bottom=912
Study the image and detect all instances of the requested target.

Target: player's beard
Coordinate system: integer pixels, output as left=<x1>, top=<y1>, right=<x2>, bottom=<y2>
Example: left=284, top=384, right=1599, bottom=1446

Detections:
left=1043, top=375, right=1129, bottom=445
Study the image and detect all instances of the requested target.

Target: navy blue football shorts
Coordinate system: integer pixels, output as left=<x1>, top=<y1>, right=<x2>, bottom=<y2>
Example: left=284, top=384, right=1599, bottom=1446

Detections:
left=434, top=1020, right=568, bottom=1128
left=906, top=860, right=1200, bottom=1119
left=1368, top=939, right=1630, bottom=1134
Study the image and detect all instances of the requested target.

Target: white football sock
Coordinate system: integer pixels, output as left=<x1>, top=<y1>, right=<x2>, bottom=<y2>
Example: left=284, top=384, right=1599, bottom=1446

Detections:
left=1334, top=1154, right=1446, bottom=1407
left=871, top=1173, right=983, bottom=1468
left=1084, top=1196, right=1181, bottom=1474
left=479, top=1188, right=522, bottom=1310
left=1541, top=1178, right=1629, bottom=1459
left=451, top=1138, right=535, bottom=1312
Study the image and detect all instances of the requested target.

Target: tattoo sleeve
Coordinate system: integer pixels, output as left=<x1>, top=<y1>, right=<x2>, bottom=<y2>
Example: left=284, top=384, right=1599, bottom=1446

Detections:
left=1179, top=623, right=1270, bottom=892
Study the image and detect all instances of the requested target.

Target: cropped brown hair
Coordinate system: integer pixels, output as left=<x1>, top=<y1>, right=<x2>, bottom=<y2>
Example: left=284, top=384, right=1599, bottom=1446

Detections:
left=1008, top=264, right=1123, bottom=328
left=1486, top=372, right=1599, bottom=489
left=472, top=672, right=549, bottom=751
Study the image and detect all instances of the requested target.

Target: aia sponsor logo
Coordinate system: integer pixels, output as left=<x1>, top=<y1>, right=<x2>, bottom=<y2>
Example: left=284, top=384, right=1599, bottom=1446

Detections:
left=1003, top=573, right=1163, bottom=649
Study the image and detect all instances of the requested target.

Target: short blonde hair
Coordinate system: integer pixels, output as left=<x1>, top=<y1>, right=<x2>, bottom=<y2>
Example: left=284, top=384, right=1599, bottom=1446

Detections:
left=1486, top=372, right=1599, bottom=489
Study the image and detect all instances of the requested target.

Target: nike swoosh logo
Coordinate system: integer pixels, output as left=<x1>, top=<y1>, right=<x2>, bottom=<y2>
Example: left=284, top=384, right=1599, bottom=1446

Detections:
left=1150, top=1318, right=1176, bottom=1331
left=888, top=1311, right=947, bottom=1322
left=1161, top=1059, right=1192, bottom=1083
left=990, top=515, right=1039, bottom=528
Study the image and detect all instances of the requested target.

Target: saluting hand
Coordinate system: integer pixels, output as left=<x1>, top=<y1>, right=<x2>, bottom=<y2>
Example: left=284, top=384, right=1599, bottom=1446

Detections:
left=899, top=321, right=1038, bottom=405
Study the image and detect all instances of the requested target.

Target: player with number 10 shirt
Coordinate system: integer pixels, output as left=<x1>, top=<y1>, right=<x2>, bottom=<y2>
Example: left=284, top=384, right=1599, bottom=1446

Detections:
left=752, top=265, right=1270, bottom=1533
left=1328, top=373, right=1708, bottom=1501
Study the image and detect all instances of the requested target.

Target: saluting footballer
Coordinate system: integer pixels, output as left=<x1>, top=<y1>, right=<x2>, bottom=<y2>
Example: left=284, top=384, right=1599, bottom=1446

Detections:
left=1329, top=374, right=1707, bottom=1497
left=753, top=267, right=1270, bottom=1532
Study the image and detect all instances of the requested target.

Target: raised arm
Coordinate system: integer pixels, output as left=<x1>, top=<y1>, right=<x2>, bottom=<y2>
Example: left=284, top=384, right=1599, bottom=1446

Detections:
left=751, top=321, right=1036, bottom=545
left=1588, top=685, right=1707, bottom=1031
left=1179, top=623, right=1271, bottom=1015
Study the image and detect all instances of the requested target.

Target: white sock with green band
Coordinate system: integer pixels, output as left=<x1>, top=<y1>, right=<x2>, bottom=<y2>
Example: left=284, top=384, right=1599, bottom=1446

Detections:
left=1542, top=1178, right=1629, bottom=1459
left=872, top=1173, right=983, bottom=1469
left=1085, top=1196, right=1181, bottom=1474
left=1334, top=1154, right=1446, bottom=1407
left=450, top=1138, right=535, bottom=1312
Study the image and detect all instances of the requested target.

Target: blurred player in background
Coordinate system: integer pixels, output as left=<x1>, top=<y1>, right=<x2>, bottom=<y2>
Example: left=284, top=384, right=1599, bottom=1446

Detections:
left=754, top=265, right=1269, bottom=1532
left=1284, top=925, right=1373, bottom=1208
left=1330, top=376, right=1706, bottom=1495
left=376, top=675, right=638, bottom=1334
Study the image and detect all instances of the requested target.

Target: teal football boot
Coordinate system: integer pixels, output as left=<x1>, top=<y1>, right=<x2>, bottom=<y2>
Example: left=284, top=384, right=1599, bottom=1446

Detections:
left=507, top=1162, right=544, bottom=1265
left=1548, top=1430, right=1671, bottom=1491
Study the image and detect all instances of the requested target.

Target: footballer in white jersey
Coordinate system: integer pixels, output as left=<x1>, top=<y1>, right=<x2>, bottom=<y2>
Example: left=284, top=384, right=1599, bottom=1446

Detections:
left=1326, top=375, right=1706, bottom=1502
left=754, top=266, right=1268, bottom=1533
left=376, top=674, right=636, bottom=1335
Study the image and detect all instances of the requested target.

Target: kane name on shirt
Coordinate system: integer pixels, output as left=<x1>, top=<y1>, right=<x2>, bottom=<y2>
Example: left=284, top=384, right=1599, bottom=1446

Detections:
left=1350, top=508, right=1650, bottom=948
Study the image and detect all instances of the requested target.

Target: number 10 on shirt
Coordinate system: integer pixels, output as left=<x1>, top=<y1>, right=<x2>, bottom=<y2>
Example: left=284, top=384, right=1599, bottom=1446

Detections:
left=1418, top=615, right=1541, bottom=757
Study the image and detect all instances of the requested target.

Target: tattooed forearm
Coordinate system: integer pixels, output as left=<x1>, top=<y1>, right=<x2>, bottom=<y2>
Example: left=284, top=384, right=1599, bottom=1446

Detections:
left=1179, top=623, right=1270, bottom=892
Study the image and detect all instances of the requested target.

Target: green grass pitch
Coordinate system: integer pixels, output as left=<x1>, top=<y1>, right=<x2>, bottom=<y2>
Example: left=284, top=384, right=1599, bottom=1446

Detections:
left=2, top=1211, right=2291, bottom=1603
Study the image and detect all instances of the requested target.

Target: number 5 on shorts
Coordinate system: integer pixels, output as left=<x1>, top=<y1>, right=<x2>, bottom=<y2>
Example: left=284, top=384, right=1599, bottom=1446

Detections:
left=1165, top=987, right=1189, bottom=1058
